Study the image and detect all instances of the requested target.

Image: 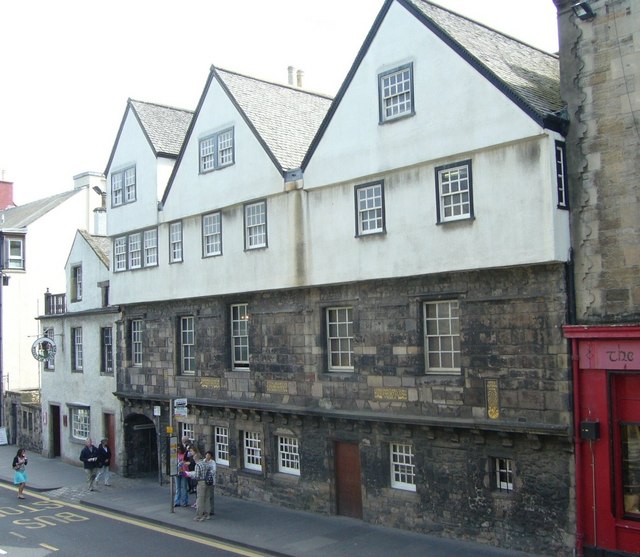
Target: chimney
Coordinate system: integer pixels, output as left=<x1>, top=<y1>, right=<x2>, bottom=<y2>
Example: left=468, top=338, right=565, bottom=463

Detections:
left=296, top=69, right=304, bottom=88
left=288, top=66, right=295, bottom=86
left=0, top=180, right=16, bottom=210
left=93, top=207, right=107, bottom=236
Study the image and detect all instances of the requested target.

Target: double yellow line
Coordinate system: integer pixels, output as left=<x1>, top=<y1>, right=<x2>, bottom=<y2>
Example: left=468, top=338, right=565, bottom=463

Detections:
left=0, top=484, right=269, bottom=557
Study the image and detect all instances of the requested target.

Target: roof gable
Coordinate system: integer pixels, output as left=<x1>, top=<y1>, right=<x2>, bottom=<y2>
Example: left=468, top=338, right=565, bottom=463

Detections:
left=0, top=189, right=80, bottom=229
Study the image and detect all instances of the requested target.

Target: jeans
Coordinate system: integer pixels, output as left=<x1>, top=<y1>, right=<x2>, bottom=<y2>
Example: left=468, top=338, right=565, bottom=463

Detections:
left=96, top=466, right=111, bottom=485
left=174, top=475, right=189, bottom=506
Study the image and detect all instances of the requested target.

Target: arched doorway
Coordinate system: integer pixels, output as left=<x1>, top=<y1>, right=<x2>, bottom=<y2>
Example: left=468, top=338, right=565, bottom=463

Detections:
left=123, top=413, right=157, bottom=478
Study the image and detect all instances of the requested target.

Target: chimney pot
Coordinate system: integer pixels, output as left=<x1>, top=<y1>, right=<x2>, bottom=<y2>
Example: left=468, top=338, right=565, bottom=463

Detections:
left=296, top=69, right=304, bottom=88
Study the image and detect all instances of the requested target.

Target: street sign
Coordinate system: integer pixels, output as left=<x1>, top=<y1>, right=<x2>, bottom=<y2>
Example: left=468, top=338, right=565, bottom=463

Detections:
left=174, top=398, right=188, bottom=416
left=174, top=398, right=188, bottom=407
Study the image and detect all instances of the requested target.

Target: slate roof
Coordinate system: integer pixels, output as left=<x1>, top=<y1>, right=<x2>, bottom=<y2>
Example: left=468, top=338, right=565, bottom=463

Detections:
left=129, top=100, right=194, bottom=157
left=214, top=67, right=333, bottom=172
left=0, top=189, right=79, bottom=229
left=404, top=0, right=563, bottom=117
left=78, top=229, right=111, bottom=268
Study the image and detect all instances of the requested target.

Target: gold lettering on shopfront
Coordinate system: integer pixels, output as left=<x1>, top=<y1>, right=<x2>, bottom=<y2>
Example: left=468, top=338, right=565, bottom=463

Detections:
left=266, top=380, right=289, bottom=394
left=374, top=388, right=408, bottom=401
left=200, top=378, right=221, bottom=389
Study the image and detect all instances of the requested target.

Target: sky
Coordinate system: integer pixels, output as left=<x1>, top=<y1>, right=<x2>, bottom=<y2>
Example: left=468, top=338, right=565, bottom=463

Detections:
left=0, top=0, right=559, bottom=205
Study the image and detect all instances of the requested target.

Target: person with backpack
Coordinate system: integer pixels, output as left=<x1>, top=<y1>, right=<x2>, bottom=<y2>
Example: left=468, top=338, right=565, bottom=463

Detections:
left=188, top=450, right=216, bottom=521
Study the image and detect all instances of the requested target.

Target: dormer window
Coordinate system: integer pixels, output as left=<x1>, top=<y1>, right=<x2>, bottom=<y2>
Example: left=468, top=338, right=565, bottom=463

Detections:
left=111, top=166, right=136, bottom=207
left=199, top=128, right=235, bottom=173
left=3, top=235, right=25, bottom=270
left=71, top=265, right=82, bottom=302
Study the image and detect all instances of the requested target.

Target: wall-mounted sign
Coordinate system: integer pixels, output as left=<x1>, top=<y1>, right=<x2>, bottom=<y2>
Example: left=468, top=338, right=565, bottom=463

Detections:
left=31, top=337, right=57, bottom=362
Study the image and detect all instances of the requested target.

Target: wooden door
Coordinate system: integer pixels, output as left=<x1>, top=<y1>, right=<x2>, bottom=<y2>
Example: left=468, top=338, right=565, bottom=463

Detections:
left=104, top=413, right=117, bottom=473
left=51, top=405, right=61, bottom=457
left=335, top=442, right=362, bottom=519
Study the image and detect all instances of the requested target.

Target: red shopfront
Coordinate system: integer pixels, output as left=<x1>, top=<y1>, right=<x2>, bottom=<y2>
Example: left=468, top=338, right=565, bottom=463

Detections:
left=564, top=326, right=640, bottom=557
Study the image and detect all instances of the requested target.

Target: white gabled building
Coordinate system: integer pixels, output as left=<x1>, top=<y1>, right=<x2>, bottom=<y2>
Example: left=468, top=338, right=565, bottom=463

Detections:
left=101, top=1, right=574, bottom=553
left=39, top=229, right=121, bottom=466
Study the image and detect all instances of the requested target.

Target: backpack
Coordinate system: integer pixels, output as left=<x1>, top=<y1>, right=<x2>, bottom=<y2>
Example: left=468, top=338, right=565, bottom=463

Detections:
left=205, top=467, right=214, bottom=486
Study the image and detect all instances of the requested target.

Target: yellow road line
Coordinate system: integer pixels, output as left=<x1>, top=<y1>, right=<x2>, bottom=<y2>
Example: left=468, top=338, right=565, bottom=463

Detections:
left=39, top=543, right=58, bottom=551
left=0, top=484, right=269, bottom=557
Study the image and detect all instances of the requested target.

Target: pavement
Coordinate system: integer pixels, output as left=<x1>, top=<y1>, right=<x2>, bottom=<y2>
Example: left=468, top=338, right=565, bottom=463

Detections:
left=0, top=444, right=543, bottom=557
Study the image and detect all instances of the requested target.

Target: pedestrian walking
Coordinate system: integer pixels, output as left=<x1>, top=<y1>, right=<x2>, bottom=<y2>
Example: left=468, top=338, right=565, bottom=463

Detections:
left=95, top=438, right=112, bottom=486
left=79, top=437, right=100, bottom=491
left=12, top=448, right=28, bottom=499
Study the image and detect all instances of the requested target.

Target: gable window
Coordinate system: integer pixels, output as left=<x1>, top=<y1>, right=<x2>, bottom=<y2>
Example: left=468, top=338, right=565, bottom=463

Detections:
left=71, top=265, right=82, bottom=302
left=355, top=182, right=385, bottom=235
left=131, top=319, right=143, bottom=366
left=71, top=327, right=83, bottom=371
left=215, top=426, right=230, bottom=466
left=111, top=166, right=136, bottom=207
left=144, top=229, right=158, bottom=266
left=70, top=406, right=90, bottom=440
left=391, top=443, right=416, bottom=492
left=244, top=200, right=267, bottom=250
left=494, top=457, right=514, bottom=492
left=101, top=327, right=113, bottom=374
left=436, top=160, right=473, bottom=223
left=169, top=221, right=183, bottom=263
left=199, top=127, right=235, bottom=173
left=44, top=327, right=55, bottom=371
left=243, top=431, right=262, bottom=471
left=555, top=141, right=568, bottom=209
left=3, top=236, right=25, bottom=270
left=231, top=303, right=249, bottom=370
left=424, top=300, right=460, bottom=373
left=114, top=237, right=127, bottom=271
left=278, top=436, right=301, bottom=476
left=203, top=212, right=222, bottom=257
left=180, top=316, right=195, bottom=374
left=379, top=63, right=414, bottom=123
left=327, top=307, right=353, bottom=371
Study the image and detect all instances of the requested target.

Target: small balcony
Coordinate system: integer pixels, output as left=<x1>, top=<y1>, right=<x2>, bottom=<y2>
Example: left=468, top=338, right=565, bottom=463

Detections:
left=44, top=292, right=66, bottom=315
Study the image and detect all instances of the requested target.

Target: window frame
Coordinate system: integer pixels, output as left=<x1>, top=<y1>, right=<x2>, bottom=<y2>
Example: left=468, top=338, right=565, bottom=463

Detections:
left=326, top=307, right=354, bottom=372
left=131, top=319, right=143, bottom=367
left=43, top=327, right=55, bottom=371
left=244, top=200, right=267, bottom=250
left=70, top=406, right=90, bottom=440
left=71, top=265, right=83, bottom=302
left=555, top=141, right=569, bottom=209
left=231, top=303, right=249, bottom=370
left=3, top=235, right=25, bottom=270
left=143, top=229, right=158, bottom=267
left=101, top=326, right=113, bottom=374
left=71, top=326, right=83, bottom=371
left=278, top=435, right=301, bottom=476
left=390, top=442, right=417, bottom=492
left=199, top=127, right=235, bottom=174
left=114, top=228, right=159, bottom=272
left=202, top=211, right=222, bottom=257
left=243, top=431, right=262, bottom=472
left=355, top=181, right=385, bottom=236
left=179, top=315, right=196, bottom=375
left=378, top=63, right=414, bottom=124
left=494, top=457, right=515, bottom=492
left=435, top=160, right=473, bottom=223
left=169, top=221, right=183, bottom=264
left=215, top=426, right=230, bottom=466
left=111, top=166, right=136, bottom=207
left=423, top=300, right=461, bottom=374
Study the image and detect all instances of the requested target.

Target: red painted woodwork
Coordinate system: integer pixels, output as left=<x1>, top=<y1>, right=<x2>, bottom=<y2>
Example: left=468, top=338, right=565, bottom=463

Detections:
left=335, top=442, right=363, bottom=519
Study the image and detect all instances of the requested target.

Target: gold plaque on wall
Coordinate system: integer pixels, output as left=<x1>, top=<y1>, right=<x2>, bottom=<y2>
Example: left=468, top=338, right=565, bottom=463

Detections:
left=486, top=379, right=500, bottom=419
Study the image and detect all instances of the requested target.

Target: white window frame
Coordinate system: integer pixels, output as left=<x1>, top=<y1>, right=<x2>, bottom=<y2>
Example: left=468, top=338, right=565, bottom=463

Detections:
left=436, top=160, right=473, bottom=223
left=144, top=229, right=158, bottom=267
left=495, top=457, right=514, bottom=492
left=379, top=63, right=414, bottom=123
left=203, top=212, right=222, bottom=257
left=424, top=300, right=460, bottom=373
left=390, top=442, right=416, bottom=491
left=44, top=327, right=55, bottom=371
left=326, top=307, right=353, bottom=372
left=128, top=233, right=142, bottom=269
left=180, top=422, right=194, bottom=443
left=111, top=166, right=136, bottom=207
left=278, top=436, right=301, bottom=476
left=72, top=327, right=83, bottom=371
left=114, top=237, right=127, bottom=272
left=101, top=326, right=113, bottom=374
left=356, top=182, right=384, bottom=235
left=4, top=236, right=25, bottom=270
left=70, top=406, right=90, bottom=440
left=199, top=127, right=235, bottom=173
left=72, top=265, right=82, bottom=302
left=555, top=141, right=568, bottom=209
left=244, top=200, right=267, bottom=250
left=169, top=221, right=183, bottom=263
left=131, top=319, right=143, bottom=366
left=231, top=303, right=249, bottom=370
left=215, top=426, right=230, bottom=466
left=243, top=431, right=262, bottom=471
left=180, top=316, right=195, bottom=375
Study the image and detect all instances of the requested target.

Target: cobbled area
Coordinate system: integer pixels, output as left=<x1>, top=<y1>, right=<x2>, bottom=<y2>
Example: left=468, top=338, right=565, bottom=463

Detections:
left=44, top=474, right=141, bottom=502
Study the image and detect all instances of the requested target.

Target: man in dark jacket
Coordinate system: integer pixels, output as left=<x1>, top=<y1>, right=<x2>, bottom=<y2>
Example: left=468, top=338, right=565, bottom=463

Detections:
left=79, top=437, right=99, bottom=491
left=96, top=438, right=112, bottom=487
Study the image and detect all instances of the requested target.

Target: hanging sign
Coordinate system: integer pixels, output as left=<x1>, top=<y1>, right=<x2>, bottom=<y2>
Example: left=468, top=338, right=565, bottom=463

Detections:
left=31, top=337, right=57, bottom=362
